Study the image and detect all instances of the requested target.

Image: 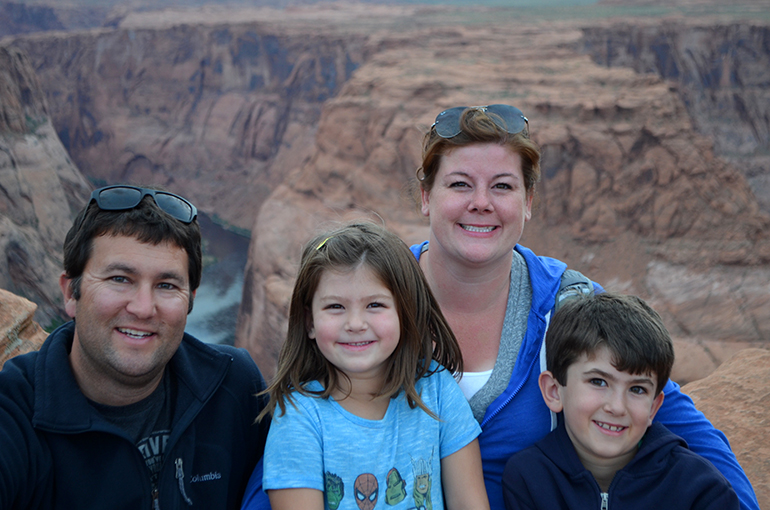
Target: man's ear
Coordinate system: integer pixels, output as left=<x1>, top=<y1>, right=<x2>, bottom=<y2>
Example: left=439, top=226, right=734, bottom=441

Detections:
left=59, top=273, right=77, bottom=319
left=538, top=371, right=564, bottom=413
left=647, top=391, right=665, bottom=426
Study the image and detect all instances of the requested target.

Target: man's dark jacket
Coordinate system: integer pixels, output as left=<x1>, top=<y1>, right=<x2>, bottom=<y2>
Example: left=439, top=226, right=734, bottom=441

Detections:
left=0, top=321, right=269, bottom=509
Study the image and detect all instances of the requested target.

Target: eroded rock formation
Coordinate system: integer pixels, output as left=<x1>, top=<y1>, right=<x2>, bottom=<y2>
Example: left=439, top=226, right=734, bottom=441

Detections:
left=9, top=13, right=368, bottom=232
left=582, top=21, right=770, bottom=214
left=0, top=1, right=111, bottom=38
left=0, top=288, right=47, bottom=369
left=233, top=15, right=770, bottom=380
left=0, top=44, right=91, bottom=327
left=2, top=5, right=768, bottom=381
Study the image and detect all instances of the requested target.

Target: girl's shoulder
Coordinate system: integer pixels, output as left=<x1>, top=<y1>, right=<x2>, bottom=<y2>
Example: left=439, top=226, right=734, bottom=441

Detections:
left=416, top=362, right=464, bottom=399
left=279, top=381, right=331, bottom=413
left=416, top=360, right=451, bottom=385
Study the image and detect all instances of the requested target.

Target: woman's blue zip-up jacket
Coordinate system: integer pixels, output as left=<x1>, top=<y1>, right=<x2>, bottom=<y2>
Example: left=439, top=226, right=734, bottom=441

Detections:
left=410, top=242, right=758, bottom=510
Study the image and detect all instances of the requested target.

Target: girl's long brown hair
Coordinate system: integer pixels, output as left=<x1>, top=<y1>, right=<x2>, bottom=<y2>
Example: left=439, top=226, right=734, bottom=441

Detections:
left=257, top=222, right=462, bottom=421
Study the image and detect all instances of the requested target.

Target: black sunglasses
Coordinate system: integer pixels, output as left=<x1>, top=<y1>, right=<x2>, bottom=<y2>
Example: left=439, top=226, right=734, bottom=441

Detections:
left=432, top=104, right=529, bottom=139
left=88, top=185, right=198, bottom=223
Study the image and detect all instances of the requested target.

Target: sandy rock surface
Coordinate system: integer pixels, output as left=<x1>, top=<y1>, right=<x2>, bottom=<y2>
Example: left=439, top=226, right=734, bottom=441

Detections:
left=0, top=289, right=47, bottom=370
left=683, top=348, right=770, bottom=510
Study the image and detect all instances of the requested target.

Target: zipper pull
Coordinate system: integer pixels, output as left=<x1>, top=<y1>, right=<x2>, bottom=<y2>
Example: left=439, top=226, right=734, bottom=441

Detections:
left=152, top=488, right=160, bottom=510
left=175, top=458, right=194, bottom=505
left=601, top=492, right=609, bottom=510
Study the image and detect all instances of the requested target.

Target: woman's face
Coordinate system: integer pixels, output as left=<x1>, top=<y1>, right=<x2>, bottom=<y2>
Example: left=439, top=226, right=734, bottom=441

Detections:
left=421, top=142, right=533, bottom=267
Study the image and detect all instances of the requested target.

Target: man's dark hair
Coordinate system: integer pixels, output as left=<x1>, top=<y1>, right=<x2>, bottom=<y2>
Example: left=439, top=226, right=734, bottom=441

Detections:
left=63, top=194, right=202, bottom=313
left=546, top=292, right=674, bottom=394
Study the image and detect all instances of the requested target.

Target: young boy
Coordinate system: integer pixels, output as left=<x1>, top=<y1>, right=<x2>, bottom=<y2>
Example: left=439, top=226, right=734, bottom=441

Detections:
left=502, top=293, right=740, bottom=510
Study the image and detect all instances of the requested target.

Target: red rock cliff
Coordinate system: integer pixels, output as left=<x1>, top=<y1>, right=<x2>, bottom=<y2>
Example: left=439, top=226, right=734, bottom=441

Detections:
left=0, top=44, right=91, bottom=327
left=230, top=14, right=770, bottom=382
left=9, top=13, right=368, bottom=232
left=4, top=6, right=769, bottom=381
left=582, top=21, right=770, bottom=214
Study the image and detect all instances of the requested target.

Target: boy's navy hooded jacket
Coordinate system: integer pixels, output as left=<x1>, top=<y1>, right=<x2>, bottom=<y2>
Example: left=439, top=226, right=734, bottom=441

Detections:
left=502, top=417, right=740, bottom=510
left=0, top=321, right=269, bottom=510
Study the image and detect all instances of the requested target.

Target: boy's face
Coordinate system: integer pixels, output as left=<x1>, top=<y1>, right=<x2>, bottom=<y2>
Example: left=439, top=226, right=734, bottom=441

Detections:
left=540, top=345, right=664, bottom=473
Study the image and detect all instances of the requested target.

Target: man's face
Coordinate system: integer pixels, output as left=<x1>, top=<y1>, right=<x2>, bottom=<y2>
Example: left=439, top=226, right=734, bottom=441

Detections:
left=61, top=234, right=193, bottom=403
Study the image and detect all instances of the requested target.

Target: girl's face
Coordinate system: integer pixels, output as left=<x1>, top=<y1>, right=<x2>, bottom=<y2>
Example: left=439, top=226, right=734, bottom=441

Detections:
left=308, top=264, right=400, bottom=387
left=421, top=142, right=533, bottom=268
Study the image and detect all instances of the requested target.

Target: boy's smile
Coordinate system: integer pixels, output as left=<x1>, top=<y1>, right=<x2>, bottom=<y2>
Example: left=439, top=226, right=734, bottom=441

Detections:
left=542, top=346, right=664, bottom=475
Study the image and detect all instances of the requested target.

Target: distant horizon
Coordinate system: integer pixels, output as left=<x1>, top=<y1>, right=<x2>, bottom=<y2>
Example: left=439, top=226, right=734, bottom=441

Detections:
left=5, top=0, right=765, bottom=26
left=8, top=0, right=601, bottom=5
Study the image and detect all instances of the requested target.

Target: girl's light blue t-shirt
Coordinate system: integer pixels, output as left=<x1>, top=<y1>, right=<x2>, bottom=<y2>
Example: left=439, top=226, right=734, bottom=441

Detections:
left=263, top=364, right=481, bottom=510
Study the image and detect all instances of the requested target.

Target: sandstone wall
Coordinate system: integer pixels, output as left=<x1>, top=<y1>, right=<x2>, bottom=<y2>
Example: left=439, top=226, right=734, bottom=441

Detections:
left=0, top=45, right=91, bottom=327
left=9, top=19, right=368, bottom=232
left=582, top=22, right=770, bottom=214
left=0, top=288, right=47, bottom=370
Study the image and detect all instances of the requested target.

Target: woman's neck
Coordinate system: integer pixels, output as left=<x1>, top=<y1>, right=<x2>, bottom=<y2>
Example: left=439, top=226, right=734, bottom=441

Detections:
left=419, top=246, right=512, bottom=371
left=419, top=247, right=512, bottom=315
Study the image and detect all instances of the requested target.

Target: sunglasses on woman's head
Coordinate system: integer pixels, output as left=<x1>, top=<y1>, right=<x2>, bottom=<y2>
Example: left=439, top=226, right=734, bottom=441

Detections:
left=88, top=185, right=198, bottom=223
left=431, top=104, right=529, bottom=139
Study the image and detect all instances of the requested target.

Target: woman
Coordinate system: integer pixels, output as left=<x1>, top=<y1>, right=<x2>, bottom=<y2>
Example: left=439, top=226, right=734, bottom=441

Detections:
left=412, top=104, right=758, bottom=510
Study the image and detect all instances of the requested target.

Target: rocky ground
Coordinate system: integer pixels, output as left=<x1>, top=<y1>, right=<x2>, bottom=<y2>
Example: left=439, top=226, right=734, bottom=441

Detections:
left=683, top=348, right=770, bottom=509
left=0, top=290, right=47, bottom=369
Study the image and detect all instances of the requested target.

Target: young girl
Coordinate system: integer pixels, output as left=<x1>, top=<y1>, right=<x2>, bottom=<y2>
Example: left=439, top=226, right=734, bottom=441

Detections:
left=257, top=222, right=489, bottom=510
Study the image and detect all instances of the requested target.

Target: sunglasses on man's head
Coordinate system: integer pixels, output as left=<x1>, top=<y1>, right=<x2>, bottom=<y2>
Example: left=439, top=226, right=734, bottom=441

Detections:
left=89, top=185, right=198, bottom=223
left=431, top=104, right=529, bottom=139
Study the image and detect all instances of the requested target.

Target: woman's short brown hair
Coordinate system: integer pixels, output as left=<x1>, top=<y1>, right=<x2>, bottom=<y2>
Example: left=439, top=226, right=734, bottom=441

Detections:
left=418, top=106, right=541, bottom=197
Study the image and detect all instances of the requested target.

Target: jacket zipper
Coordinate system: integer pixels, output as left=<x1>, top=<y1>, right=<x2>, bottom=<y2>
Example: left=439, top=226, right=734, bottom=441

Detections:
left=601, top=492, right=609, bottom=510
left=152, top=489, right=159, bottom=510
left=481, top=345, right=541, bottom=427
left=175, top=458, right=194, bottom=505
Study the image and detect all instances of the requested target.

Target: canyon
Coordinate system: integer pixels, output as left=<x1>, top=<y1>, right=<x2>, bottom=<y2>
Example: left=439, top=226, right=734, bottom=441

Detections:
left=0, top=1, right=768, bottom=505
left=0, top=44, right=91, bottom=326
left=1, top=3, right=769, bottom=384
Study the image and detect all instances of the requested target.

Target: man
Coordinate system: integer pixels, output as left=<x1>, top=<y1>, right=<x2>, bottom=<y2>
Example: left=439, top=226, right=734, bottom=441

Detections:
left=0, top=185, right=269, bottom=509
